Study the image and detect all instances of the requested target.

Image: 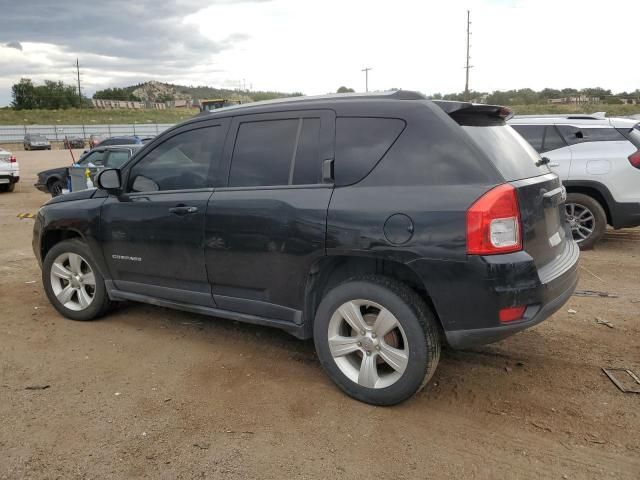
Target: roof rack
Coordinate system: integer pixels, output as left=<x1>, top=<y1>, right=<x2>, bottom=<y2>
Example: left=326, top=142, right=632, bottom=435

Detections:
left=513, top=112, right=608, bottom=120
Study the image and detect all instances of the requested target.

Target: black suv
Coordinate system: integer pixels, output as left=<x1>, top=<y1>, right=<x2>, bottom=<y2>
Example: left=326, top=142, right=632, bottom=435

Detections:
left=33, top=91, right=579, bottom=405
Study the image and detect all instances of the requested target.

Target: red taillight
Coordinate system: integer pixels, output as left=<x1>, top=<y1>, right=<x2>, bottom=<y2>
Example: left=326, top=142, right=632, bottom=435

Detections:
left=499, top=306, right=527, bottom=323
left=466, top=183, right=522, bottom=255
left=629, top=151, right=640, bottom=169
left=9, top=155, right=16, bottom=163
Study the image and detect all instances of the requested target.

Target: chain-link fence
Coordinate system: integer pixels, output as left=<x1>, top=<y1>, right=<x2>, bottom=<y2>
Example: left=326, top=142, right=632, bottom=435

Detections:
left=0, top=123, right=175, bottom=144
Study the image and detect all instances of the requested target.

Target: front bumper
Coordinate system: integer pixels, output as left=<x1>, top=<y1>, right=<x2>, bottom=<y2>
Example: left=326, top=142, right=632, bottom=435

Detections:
left=408, top=239, right=580, bottom=349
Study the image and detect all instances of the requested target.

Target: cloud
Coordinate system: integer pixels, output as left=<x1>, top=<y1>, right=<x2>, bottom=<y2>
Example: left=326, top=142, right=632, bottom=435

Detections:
left=5, top=41, right=22, bottom=51
left=0, top=1, right=262, bottom=64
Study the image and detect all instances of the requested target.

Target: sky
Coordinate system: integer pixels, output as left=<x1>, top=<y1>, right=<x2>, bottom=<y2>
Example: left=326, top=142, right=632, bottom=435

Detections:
left=0, top=0, right=639, bottom=106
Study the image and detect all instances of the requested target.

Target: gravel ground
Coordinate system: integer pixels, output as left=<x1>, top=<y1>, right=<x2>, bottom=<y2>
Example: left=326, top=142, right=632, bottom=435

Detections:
left=1, top=150, right=638, bottom=479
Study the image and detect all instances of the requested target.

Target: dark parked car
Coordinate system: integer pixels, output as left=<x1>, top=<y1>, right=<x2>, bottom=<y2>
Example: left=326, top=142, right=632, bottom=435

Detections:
left=34, top=145, right=143, bottom=197
left=95, top=135, right=143, bottom=147
left=89, top=134, right=106, bottom=149
left=24, top=134, right=51, bottom=150
left=63, top=136, right=86, bottom=149
left=32, top=91, right=579, bottom=405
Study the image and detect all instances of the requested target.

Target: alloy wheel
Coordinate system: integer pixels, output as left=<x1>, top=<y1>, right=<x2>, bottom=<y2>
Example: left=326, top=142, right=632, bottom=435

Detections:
left=327, top=299, right=409, bottom=389
left=565, top=202, right=595, bottom=243
left=49, top=252, right=96, bottom=311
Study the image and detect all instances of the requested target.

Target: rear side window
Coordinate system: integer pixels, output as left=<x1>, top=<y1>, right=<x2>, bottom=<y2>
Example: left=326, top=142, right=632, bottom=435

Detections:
left=462, top=125, right=549, bottom=181
left=229, top=117, right=323, bottom=187
left=335, top=117, right=405, bottom=186
left=511, top=125, right=565, bottom=153
left=105, top=150, right=131, bottom=168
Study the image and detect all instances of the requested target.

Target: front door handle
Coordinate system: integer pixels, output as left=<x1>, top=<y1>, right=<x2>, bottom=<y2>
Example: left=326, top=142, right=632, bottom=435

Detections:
left=169, top=206, right=198, bottom=215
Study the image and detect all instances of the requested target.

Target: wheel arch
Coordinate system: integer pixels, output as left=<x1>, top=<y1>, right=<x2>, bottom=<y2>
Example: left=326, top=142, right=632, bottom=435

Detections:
left=563, top=181, right=612, bottom=226
left=303, top=255, right=443, bottom=337
left=40, top=228, right=84, bottom=263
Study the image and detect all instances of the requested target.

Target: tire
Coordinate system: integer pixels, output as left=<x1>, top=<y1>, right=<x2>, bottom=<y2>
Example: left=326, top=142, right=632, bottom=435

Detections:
left=6, top=182, right=15, bottom=192
left=565, top=193, right=606, bottom=249
left=48, top=179, right=65, bottom=197
left=42, top=239, right=111, bottom=321
left=313, top=275, right=440, bottom=405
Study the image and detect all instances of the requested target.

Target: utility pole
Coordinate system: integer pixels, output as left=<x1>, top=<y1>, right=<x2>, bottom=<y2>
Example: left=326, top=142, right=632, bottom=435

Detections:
left=361, top=67, right=372, bottom=92
left=464, top=10, right=473, bottom=101
left=76, top=58, right=82, bottom=109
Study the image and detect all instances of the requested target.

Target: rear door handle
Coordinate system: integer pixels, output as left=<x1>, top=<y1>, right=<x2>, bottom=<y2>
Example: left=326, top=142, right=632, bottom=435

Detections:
left=169, top=206, right=198, bottom=215
left=548, top=162, right=560, bottom=167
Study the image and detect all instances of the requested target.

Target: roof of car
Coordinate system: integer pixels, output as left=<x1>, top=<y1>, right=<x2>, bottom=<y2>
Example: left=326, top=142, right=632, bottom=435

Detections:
left=509, top=114, right=638, bottom=128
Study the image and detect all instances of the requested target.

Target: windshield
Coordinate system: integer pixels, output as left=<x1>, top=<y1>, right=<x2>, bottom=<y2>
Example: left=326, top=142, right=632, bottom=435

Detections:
left=462, top=124, right=551, bottom=181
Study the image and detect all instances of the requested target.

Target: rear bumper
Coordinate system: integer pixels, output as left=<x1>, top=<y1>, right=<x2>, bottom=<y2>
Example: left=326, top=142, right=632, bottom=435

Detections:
left=408, top=239, right=580, bottom=349
left=0, top=175, right=19, bottom=184
left=610, top=201, right=640, bottom=229
left=444, top=261, right=578, bottom=348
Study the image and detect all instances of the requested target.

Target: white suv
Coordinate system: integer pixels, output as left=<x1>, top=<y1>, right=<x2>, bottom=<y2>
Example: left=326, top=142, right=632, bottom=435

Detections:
left=509, top=114, right=640, bottom=248
left=0, top=147, right=20, bottom=192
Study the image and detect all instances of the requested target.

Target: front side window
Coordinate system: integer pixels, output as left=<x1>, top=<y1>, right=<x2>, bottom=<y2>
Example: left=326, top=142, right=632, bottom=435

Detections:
left=129, top=126, right=221, bottom=192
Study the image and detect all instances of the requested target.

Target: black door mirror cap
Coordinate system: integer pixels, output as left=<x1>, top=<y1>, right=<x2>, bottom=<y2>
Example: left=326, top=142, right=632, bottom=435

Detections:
left=96, top=168, right=122, bottom=192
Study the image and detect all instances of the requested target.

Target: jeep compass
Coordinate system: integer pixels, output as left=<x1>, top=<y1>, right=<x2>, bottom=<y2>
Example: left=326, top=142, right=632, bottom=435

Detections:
left=33, top=91, right=579, bottom=405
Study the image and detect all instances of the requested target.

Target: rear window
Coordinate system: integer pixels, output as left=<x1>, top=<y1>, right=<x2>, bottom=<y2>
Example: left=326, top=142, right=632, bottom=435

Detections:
left=616, top=124, right=640, bottom=149
left=462, top=125, right=550, bottom=181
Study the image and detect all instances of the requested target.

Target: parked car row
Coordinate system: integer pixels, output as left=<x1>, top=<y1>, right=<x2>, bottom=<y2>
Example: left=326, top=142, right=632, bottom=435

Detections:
left=19, top=134, right=154, bottom=151
left=509, top=114, right=640, bottom=248
left=35, top=145, right=143, bottom=196
left=0, top=147, right=19, bottom=192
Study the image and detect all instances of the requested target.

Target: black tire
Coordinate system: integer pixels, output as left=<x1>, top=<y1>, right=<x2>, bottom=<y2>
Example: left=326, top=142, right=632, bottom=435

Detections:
left=48, top=179, right=65, bottom=197
left=313, top=275, right=440, bottom=405
left=42, top=239, right=112, bottom=321
left=565, top=193, right=607, bottom=249
left=6, top=182, right=15, bottom=192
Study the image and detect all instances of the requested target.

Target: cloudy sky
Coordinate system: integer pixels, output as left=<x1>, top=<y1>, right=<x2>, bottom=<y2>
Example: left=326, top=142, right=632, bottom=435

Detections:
left=0, top=0, right=638, bottom=106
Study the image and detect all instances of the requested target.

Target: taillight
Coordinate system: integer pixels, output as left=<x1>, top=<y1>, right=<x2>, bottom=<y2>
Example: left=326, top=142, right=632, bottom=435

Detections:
left=499, top=306, right=526, bottom=323
left=9, top=155, right=16, bottom=163
left=629, top=151, right=640, bottom=169
left=467, top=183, right=522, bottom=255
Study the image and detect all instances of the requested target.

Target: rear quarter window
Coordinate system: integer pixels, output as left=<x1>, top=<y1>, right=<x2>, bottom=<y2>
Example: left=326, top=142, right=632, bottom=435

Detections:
left=335, top=117, right=405, bottom=186
left=462, top=125, right=550, bottom=181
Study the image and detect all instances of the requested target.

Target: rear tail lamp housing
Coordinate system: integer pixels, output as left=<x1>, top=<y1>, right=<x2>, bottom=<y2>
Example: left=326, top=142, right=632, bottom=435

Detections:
left=467, top=183, right=522, bottom=255
left=629, top=151, right=640, bottom=169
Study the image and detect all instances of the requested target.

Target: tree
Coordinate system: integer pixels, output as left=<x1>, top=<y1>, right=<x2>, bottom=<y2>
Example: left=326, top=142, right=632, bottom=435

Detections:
left=337, top=86, right=355, bottom=93
left=11, top=78, right=37, bottom=109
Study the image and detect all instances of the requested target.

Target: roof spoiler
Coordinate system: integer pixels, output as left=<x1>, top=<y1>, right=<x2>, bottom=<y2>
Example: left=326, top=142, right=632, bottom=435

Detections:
left=432, top=100, right=513, bottom=120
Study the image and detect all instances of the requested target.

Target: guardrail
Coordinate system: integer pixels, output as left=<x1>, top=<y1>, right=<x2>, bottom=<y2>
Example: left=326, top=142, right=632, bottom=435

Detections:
left=0, top=123, right=175, bottom=144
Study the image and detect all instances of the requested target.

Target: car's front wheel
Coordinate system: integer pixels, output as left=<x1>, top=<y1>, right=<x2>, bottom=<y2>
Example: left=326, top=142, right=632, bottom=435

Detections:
left=565, top=193, right=607, bottom=249
left=42, top=239, right=111, bottom=321
left=313, top=276, right=440, bottom=405
left=48, top=179, right=65, bottom=197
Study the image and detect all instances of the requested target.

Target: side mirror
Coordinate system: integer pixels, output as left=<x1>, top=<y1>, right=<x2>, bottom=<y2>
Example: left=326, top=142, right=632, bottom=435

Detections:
left=96, top=168, right=122, bottom=192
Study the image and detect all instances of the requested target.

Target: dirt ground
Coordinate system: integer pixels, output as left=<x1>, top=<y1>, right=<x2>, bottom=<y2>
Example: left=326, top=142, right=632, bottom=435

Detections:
left=1, top=150, right=638, bottom=480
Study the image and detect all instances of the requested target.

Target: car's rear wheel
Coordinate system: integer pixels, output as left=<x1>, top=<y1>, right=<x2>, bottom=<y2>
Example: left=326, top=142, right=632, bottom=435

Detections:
left=48, top=179, right=65, bottom=197
left=313, top=275, right=440, bottom=405
left=565, top=193, right=606, bottom=249
left=42, top=239, right=111, bottom=321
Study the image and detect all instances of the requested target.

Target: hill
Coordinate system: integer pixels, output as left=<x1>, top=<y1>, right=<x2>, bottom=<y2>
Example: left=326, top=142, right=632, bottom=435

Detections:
left=103, top=81, right=303, bottom=104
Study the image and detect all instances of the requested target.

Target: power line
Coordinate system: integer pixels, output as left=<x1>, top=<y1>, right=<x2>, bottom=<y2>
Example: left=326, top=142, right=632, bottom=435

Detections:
left=361, top=67, right=372, bottom=92
left=76, top=58, right=82, bottom=109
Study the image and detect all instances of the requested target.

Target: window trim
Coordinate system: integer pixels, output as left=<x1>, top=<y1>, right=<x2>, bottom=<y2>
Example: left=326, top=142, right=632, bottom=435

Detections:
left=218, top=109, right=336, bottom=189
left=120, top=118, right=230, bottom=194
